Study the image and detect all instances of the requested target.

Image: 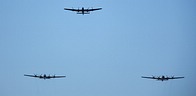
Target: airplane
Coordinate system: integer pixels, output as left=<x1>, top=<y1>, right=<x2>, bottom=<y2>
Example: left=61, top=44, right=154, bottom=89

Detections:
left=24, top=74, right=66, bottom=80
left=141, top=75, right=184, bottom=81
left=64, top=7, right=102, bottom=15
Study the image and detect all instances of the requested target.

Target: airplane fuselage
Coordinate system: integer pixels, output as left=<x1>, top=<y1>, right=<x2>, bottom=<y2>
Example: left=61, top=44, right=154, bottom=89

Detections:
left=39, top=74, right=49, bottom=79
left=77, top=7, right=90, bottom=15
left=157, top=76, right=169, bottom=81
left=37, top=74, right=56, bottom=79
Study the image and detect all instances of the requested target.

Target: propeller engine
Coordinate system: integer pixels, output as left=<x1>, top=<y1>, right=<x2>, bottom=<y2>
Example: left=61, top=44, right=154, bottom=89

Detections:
left=77, top=7, right=80, bottom=12
left=34, top=74, right=38, bottom=77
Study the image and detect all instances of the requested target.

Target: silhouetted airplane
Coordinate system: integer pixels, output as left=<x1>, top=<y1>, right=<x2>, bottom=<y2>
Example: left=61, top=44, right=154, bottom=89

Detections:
left=24, top=74, right=66, bottom=79
left=142, top=75, right=184, bottom=81
left=64, top=7, right=102, bottom=15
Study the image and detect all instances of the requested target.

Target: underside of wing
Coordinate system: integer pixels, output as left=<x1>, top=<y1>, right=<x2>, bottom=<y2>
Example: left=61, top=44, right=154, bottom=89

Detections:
left=141, top=76, right=156, bottom=79
left=64, top=8, right=79, bottom=11
left=88, top=8, right=102, bottom=11
left=170, top=77, right=184, bottom=79
left=53, top=76, right=66, bottom=78
left=24, top=74, right=37, bottom=77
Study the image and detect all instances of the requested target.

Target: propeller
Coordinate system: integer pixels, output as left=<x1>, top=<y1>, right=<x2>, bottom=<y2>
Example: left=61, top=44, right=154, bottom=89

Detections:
left=87, top=7, right=90, bottom=11
left=34, top=74, right=38, bottom=77
left=77, top=7, right=80, bottom=12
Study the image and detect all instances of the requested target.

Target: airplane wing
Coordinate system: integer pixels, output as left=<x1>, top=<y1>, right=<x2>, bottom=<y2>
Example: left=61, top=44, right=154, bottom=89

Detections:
left=64, top=8, right=79, bottom=11
left=88, top=8, right=102, bottom=11
left=141, top=76, right=156, bottom=79
left=24, top=74, right=38, bottom=78
left=53, top=76, right=66, bottom=78
left=169, top=77, right=184, bottom=79
left=48, top=75, right=66, bottom=78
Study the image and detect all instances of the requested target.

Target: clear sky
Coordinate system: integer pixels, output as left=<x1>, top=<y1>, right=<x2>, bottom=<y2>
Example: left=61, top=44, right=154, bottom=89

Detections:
left=0, top=0, right=196, bottom=96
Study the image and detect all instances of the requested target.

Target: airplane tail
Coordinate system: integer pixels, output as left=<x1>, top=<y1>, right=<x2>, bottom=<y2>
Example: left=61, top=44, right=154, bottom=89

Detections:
left=77, top=12, right=90, bottom=15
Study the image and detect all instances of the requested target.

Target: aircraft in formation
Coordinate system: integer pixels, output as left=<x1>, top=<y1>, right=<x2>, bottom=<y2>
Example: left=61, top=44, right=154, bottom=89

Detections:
left=24, top=74, right=66, bottom=80
left=64, top=7, right=102, bottom=15
left=142, top=75, right=184, bottom=81
left=25, top=7, right=185, bottom=82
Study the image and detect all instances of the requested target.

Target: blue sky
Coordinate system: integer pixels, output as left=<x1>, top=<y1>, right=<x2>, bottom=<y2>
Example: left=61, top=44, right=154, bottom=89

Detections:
left=0, top=0, right=196, bottom=96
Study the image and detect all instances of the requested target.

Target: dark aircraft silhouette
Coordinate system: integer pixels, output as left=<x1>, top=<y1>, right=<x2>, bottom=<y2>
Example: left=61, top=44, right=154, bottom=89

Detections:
left=64, top=7, right=102, bottom=15
left=142, top=75, right=184, bottom=81
left=24, top=74, right=66, bottom=80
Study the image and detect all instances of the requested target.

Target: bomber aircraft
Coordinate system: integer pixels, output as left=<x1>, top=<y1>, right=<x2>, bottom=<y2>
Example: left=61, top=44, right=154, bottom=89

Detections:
left=64, top=7, right=102, bottom=15
left=24, top=74, right=66, bottom=80
left=142, top=75, right=184, bottom=81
